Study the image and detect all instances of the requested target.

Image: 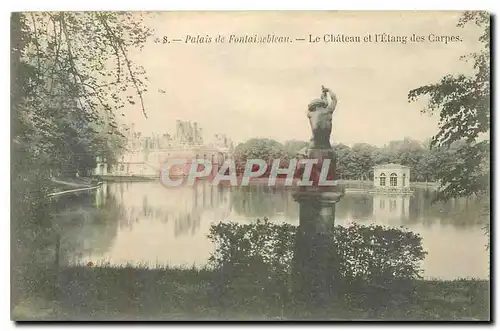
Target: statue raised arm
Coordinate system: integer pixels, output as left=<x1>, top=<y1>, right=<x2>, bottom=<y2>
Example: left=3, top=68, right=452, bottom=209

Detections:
left=321, top=85, right=337, bottom=113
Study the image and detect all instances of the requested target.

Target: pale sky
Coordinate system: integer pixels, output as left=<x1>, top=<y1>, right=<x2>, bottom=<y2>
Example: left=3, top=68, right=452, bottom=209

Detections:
left=120, top=11, right=483, bottom=146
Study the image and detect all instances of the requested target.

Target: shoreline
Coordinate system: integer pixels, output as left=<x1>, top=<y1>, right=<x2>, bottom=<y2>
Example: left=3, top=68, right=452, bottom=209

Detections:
left=98, top=176, right=440, bottom=188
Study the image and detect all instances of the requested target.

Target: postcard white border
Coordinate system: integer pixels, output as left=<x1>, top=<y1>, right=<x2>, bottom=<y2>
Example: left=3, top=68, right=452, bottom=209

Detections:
left=1, top=0, right=497, bottom=329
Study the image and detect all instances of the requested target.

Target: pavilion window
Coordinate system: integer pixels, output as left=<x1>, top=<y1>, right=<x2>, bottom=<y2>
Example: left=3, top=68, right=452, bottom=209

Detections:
left=379, top=173, right=386, bottom=186
left=390, top=173, right=397, bottom=187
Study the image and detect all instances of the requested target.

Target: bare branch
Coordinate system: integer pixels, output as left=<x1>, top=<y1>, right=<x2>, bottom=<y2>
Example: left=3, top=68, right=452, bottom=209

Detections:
left=97, top=13, right=148, bottom=119
left=59, top=13, right=92, bottom=116
left=47, top=13, right=63, bottom=95
left=29, top=13, right=42, bottom=73
left=98, top=14, right=122, bottom=84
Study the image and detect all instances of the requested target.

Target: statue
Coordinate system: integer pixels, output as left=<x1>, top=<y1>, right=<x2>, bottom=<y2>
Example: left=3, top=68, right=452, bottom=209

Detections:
left=297, top=86, right=338, bottom=184
left=292, top=87, right=343, bottom=305
left=308, top=85, right=337, bottom=149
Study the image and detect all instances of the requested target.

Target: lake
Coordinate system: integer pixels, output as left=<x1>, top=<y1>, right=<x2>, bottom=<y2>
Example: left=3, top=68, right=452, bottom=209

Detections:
left=54, top=181, right=489, bottom=280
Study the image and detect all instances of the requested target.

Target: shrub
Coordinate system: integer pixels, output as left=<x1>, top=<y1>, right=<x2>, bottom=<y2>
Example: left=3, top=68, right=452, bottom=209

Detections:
left=207, top=218, right=427, bottom=309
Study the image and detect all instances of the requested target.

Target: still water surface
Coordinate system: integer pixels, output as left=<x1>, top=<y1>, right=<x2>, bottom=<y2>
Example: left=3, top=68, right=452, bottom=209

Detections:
left=55, top=181, right=489, bottom=280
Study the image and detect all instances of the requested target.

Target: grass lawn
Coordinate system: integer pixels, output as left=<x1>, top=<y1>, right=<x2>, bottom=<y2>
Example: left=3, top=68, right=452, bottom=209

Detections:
left=12, top=265, right=490, bottom=321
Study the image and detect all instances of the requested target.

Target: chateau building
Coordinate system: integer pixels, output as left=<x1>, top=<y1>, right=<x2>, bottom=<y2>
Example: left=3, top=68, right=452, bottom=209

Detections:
left=95, top=121, right=233, bottom=178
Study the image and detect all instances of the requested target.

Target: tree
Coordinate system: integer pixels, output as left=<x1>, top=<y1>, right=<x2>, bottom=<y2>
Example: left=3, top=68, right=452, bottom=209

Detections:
left=408, top=11, right=490, bottom=200
left=332, top=143, right=351, bottom=179
left=234, top=138, right=290, bottom=176
left=13, top=12, right=150, bottom=178
left=391, top=138, right=427, bottom=181
left=349, top=143, right=376, bottom=180
left=408, top=11, right=490, bottom=247
left=234, top=138, right=288, bottom=163
left=283, top=139, right=309, bottom=158
left=11, top=12, right=152, bottom=305
left=372, top=145, right=394, bottom=166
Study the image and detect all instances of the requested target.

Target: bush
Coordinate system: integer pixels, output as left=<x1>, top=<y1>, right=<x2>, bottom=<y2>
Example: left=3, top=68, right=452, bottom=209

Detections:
left=335, top=223, right=427, bottom=282
left=207, top=218, right=427, bottom=310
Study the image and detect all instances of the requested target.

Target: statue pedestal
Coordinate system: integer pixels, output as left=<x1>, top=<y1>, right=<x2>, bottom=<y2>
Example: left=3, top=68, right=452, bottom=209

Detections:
left=292, top=186, right=344, bottom=306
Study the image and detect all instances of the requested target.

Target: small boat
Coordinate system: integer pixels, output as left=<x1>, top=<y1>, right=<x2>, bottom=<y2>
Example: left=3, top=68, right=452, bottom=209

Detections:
left=47, top=177, right=103, bottom=198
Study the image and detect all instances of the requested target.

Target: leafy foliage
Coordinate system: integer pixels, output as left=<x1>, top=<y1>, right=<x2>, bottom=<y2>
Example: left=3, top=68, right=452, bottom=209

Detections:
left=408, top=12, right=489, bottom=148
left=283, top=140, right=310, bottom=158
left=408, top=11, right=490, bottom=201
left=234, top=138, right=289, bottom=162
left=234, top=137, right=463, bottom=183
left=207, top=219, right=427, bottom=288
left=331, top=138, right=465, bottom=183
left=233, top=138, right=290, bottom=176
left=208, top=218, right=296, bottom=274
left=334, top=223, right=427, bottom=281
left=11, top=11, right=152, bottom=304
left=13, top=12, right=151, bottom=176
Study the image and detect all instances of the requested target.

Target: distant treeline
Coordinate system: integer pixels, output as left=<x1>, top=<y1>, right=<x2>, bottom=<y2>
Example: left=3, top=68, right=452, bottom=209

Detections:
left=232, top=137, right=473, bottom=182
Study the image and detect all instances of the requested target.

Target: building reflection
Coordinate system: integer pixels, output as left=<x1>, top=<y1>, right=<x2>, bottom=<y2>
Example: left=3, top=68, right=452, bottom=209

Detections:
left=335, top=190, right=484, bottom=229
left=372, top=193, right=411, bottom=224
left=335, top=194, right=373, bottom=223
left=106, top=180, right=232, bottom=237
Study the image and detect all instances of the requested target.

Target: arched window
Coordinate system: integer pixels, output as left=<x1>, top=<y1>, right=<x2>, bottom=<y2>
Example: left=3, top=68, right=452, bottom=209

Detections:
left=390, top=173, right=398, bottom=187
left=402, top=173, right=406, bottom=187
left=379, top=173, right=386, bottom=186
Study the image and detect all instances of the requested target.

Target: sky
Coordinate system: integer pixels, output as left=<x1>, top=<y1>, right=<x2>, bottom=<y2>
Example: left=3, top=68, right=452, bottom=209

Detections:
left=120, top=11, right=484, bottom=147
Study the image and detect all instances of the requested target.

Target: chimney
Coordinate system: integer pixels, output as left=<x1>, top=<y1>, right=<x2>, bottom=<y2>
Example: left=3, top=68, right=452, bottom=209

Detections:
left=176, top=120, right=181, bottom=140
left=198, top=128, right=204, bottom=145
left=193, top=122, right=199, bottom=144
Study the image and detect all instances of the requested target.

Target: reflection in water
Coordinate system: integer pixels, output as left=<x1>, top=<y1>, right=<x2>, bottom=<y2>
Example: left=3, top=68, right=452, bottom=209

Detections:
left=107, top=181, right=232, bottom=236
left=52, top=183, right=121, bottom=265
left=230, top=186, right=299, bottom=220
left=57, top=181, right=489, bottom=280
left=372, top=194, right=410, bottom=224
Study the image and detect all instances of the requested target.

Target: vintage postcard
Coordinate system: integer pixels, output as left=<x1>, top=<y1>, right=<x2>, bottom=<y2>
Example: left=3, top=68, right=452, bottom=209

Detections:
left=11, top=11, right=490, bottom=321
